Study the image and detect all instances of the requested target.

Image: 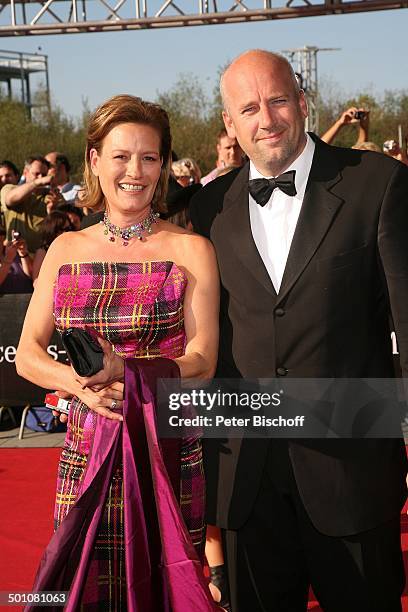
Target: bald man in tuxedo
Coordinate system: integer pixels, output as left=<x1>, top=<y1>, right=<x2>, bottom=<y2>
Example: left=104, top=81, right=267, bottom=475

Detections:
left=191, top=50, right=408, bottom=612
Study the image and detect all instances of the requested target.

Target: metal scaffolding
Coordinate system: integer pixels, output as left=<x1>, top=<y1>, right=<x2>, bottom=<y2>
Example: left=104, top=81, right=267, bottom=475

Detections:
left=282, top=46, right=339, bottom=133
left=0, top=0, right=405, bottom=36
left=0, top=49, right=50, bottom=117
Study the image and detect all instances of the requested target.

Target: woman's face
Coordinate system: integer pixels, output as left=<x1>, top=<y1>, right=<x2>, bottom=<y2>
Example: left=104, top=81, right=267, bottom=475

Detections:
left=90, top=122, right=162, bottom=217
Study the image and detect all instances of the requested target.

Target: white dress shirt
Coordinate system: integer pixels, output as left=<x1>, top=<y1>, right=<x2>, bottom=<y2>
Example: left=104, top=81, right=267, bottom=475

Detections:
left=249, top=133, right=315, bottom=292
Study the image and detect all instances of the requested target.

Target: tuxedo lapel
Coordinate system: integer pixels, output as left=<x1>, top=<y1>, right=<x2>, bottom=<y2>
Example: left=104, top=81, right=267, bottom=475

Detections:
left=276, top=138, right=345, bottom=306
left=213, top=163, right=277, bottom=297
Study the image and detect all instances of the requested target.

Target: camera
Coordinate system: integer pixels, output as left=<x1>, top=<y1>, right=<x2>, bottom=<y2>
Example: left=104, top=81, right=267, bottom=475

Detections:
left=12, top=230, right=21, bottom=240
left=354, top=110, right=367, bottom=120
left=383, top=140, right=398, bottom=153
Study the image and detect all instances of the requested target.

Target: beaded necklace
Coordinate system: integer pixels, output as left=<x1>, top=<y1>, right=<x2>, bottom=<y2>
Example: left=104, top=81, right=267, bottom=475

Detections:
left=101, top=209, right=160, bottom=246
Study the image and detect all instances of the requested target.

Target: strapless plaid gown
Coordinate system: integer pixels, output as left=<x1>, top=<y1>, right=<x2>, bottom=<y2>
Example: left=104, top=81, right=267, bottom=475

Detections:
left=53, top=260, right=206, bottom=610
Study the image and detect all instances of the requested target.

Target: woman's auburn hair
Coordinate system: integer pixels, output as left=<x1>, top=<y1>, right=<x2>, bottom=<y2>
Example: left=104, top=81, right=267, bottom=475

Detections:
left=82, top=94, right=172, bottom=213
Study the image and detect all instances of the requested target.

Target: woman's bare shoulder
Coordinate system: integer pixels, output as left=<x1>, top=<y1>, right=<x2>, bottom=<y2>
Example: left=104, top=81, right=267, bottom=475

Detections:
left=164, top=229, right=217, bottom=278
left=160, top=220, right=213, bottom=249
left=39, top=229, right=91, bottom=277
left=158, top=219, right=191, bottom=236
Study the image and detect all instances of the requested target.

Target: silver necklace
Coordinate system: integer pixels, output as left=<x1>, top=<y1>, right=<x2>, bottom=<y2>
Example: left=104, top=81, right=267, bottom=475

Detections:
left=101, top=209, right=160, bottom=246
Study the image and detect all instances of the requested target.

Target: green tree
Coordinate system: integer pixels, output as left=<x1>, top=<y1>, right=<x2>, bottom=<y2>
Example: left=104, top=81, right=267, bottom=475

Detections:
left=0, top=88, right=86, bottom=181
left=156, top=73, right=223, bottom=175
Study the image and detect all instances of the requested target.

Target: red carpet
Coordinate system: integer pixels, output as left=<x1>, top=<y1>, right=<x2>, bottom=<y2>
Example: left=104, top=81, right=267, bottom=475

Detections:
left=0, top=448, right=407, bottom=611
left=0, top=448, right=60, bottom=610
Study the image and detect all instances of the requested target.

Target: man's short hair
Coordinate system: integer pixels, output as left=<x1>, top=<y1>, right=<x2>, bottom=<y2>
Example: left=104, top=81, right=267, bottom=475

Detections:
left=0, top=159, right=19, bottom=177
left=55, top=154, right=71, bottom=173
left=24, top=155, right=50, bottom=169
left=352, top=141, right=382, bottom=153
left=216, top=128, right=228, bottom=145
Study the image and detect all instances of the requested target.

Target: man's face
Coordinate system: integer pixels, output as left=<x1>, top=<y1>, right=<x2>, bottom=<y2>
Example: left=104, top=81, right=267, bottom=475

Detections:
left=46, top=152, right=68, bottom=185
left=216, top=135, right=243, bottom=168
left=25, top=160, right=49, bottom=183
left=222, top=54, right=308, bottom=177
left=0, top=166, right=18, bottom=186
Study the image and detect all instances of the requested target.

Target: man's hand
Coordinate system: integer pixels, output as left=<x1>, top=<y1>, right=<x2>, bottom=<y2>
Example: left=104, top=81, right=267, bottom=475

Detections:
left=44, top=189, right=63, bottom=213
left=33, top=174, right=54, bottom=189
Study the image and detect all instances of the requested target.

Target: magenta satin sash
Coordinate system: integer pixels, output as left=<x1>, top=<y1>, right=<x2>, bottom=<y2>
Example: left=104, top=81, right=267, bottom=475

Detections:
left=26, top=358, right=216, bottom=612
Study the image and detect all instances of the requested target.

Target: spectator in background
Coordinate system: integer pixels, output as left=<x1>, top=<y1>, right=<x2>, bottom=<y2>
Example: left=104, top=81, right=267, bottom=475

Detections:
left=383, top=140, right=408, bottom=165
left=0, top=160, right=19, bottom=186
left=1, top=155, right=63, bottom=254
left=352, top=141, right=382, bottom=152
left=57, top=202, right=84, bottom=231
left=321, top=107, right=370, bottom=147
left=45, top=152, right=82, bottom=203
left=0, top=160, right=20, bottom=228
left=32, top=210, right=76, bottom=285
left=172, top=157, right=202, bottom=187
left=212, top=164, right=240, bottom=179
left=164, top=182, right=202, bottom=229
left=0, top=226, right=33, bottom=294
left=201, top=128, right=244, bottom=185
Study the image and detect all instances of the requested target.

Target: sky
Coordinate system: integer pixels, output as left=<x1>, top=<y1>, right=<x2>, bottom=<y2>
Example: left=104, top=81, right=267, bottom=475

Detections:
left=0, top=7, right=405, bottom=120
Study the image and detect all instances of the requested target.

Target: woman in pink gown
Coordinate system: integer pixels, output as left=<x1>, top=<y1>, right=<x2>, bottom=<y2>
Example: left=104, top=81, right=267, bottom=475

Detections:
left=16, top=95, right=220, bottom=611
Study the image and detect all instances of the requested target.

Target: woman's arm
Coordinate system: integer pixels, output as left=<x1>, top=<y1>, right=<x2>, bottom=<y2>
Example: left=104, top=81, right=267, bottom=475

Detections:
left=15, top=233, right=122, bottom=421
left=175, top=235, right=219, bottom=379
left=62, top=234, right=219, bottom=391
left=32, top=248, right=46, bottom=286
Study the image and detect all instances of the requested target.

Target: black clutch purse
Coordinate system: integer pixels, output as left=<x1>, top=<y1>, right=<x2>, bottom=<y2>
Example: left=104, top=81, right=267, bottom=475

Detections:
left=61, top=327, right=104, bottom=377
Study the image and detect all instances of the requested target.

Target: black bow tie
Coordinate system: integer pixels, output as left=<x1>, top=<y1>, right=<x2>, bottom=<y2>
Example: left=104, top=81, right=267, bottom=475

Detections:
left=248, top=170, right=297, bottom=206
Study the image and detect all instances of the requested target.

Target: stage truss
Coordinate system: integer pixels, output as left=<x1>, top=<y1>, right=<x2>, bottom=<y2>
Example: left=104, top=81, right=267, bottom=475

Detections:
left=0, top=0, right=405, bottom=36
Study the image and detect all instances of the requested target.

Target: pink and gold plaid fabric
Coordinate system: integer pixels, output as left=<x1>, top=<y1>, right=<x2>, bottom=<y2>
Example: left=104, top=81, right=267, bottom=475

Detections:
left=54, top=260, right=187, bottom=359
left=53, top=261, right=206, bottom=609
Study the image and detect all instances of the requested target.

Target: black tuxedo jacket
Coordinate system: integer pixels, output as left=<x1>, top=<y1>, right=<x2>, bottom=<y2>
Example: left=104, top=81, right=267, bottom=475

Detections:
left=190, top=135, right=408, bottom=537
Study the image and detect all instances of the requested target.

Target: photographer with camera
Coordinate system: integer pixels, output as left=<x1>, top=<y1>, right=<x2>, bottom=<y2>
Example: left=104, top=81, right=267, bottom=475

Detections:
left=383, top=140, right=408, bottom=166
left=0, top=155, right=63, bottom=254
left=321, top=106, right=370, bottom=147
left=45, top=152, right=82, bottom=204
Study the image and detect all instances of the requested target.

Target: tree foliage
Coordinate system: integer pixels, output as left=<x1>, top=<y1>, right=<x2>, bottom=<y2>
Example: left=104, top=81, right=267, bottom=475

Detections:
left=0, top=88, right=86, bottom=181
left=317, top=81, right=408, bottom=149
left=156, top=73, right=223, bottom=174
left=0, top=76, right=407, bottom=181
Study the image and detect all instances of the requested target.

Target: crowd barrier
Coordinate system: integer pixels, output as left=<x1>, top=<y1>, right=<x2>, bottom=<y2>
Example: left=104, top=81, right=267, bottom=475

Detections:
left=0, top=293, right=66, bottom=407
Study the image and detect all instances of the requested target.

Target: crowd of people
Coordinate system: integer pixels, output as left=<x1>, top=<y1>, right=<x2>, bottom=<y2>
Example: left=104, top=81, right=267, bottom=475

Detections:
left=0, top=154, right=82, bottom=293
left=0, top=132, right=241, bottom=293
left=1, top=48, right=408, bottom=612
left=1, top=108, right=406, bottom=297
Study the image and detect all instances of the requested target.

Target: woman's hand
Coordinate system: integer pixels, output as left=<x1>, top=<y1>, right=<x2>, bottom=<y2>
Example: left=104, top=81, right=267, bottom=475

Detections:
left=75, top=382, right=124, bottom=421
left=2, top=241, right=17, bottom=264
left=14, top=238, right=29, bottom=258
left=73, top=336, right=125, bottom=392
left=52, top=381, right=125, bottom=423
